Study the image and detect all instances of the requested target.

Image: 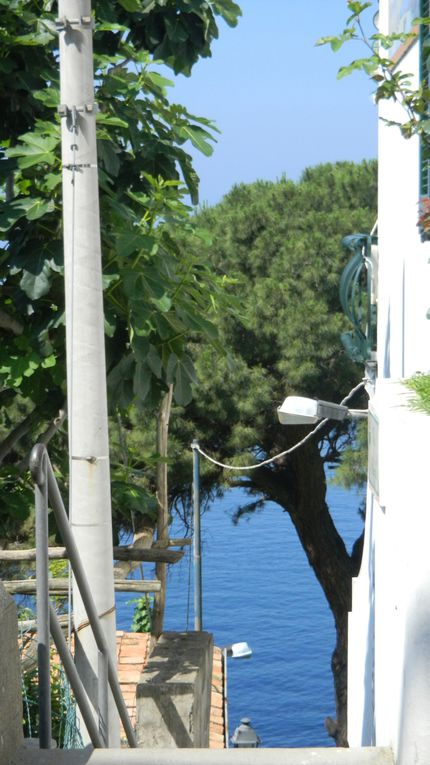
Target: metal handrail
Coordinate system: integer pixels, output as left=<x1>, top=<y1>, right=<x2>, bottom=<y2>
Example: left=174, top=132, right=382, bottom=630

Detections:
left=30, top=443, right=137, bottom=749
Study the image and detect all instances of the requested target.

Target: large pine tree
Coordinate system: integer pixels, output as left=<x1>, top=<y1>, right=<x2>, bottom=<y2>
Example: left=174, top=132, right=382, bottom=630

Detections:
left=169, top=160, right=377, bottom=745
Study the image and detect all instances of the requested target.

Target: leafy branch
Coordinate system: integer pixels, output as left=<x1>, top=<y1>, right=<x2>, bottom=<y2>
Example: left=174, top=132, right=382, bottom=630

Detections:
left=317, top=0, right=430, bottom=141
left=404, top=373, right=430, bottom=415
left=0, top=0, right=242, bottom=540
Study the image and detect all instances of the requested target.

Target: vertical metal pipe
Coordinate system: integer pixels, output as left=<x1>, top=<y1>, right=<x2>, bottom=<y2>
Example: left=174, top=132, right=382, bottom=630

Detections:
left=49, top=604, right=104, bottom=748
left=46, top=461, right=137, bottom=747
left=191, top=440, right=202, bottom=631
left=98, top=651, right=109, bottom=746
left=30, top=445, right=137, bottom=748
left=35, top=452, right=52, bottom=748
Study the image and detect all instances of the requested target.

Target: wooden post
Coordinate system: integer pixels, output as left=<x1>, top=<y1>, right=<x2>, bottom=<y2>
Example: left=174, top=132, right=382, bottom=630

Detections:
left=3, top=579, right=162, bottom=595
left=0, top=546, right=184, bottom=563
left=152, top=385, right=174, bottom=637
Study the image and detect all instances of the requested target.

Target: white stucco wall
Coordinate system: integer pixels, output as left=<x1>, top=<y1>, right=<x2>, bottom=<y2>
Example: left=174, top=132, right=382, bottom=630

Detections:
left=348, top=13, right=430, bottom=761
left=348, top=488, right=376, bottom=746
left=348, top=381, right=430, bottom=763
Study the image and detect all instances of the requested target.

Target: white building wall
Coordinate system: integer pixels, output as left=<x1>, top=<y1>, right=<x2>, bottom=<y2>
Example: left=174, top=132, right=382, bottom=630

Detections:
left=348, top=14, right=430, bottom=763
left=348, top=488, right=376, bottom=745
left=348, top=381, right=430, bottom=763
left=377, top=42, right=430, bottom=378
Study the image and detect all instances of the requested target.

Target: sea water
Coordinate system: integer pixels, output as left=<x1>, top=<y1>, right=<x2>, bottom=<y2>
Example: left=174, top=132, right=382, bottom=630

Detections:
left=116, top=483, right=364, bottom=748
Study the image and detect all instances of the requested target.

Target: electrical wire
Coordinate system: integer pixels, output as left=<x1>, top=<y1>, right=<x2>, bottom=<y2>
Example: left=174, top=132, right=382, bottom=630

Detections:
left=193, top=379, right=367, bottom=472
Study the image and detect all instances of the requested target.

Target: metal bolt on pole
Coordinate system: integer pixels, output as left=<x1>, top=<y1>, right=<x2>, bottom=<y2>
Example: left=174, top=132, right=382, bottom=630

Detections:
left=191, top=440, right=202, bottom=631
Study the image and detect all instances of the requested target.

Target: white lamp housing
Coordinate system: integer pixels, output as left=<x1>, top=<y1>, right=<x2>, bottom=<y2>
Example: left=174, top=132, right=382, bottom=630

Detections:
left=277, top=396, right=349, bottom=425
left=225, top=642, right=253, bottom=659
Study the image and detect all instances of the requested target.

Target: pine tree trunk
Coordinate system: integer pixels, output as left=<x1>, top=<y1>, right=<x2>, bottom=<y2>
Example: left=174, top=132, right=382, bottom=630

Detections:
left=247, top=436, right=360, bottom=747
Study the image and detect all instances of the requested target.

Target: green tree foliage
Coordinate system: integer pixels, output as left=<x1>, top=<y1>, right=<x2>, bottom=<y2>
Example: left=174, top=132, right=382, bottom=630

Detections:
left=405, top=373, right=430, bottom=415
left=0, top=0, right=240, bottom=541
left=22, top=658, right=72, bottom=747
left=166, top=161, right=377, bottom=745
left=173, top=160, right=376, bottom=467
left=130, top=595, right=153, bottom=633
left=331, top=420, right=368, bottom=492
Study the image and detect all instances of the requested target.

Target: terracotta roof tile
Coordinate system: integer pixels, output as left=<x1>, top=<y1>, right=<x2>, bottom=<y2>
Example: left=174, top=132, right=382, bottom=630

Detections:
left=54, top=630, right=226, bottom=748
left=209, top=647, right=226, bottom=748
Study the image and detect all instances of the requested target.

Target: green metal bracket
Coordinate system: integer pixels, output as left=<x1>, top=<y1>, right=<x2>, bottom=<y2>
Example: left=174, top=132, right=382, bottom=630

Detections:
left=339, top=233, right=377, bottom=364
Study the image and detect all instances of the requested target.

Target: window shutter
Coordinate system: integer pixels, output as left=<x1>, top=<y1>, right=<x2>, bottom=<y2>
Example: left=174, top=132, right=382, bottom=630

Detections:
left=420, top=0, right=430, bottom=198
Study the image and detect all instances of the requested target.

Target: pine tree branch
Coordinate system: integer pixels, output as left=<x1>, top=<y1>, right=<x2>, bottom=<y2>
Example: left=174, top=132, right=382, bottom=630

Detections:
left=16, top=404, right=66, bottom=472
left=0, top=409, right=42, bottom=466
left=0, top=308, right=23, bottom=336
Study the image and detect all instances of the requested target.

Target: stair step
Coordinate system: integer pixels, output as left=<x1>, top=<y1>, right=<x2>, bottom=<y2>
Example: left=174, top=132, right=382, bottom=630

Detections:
left=10, top=745, right=395, bottom=765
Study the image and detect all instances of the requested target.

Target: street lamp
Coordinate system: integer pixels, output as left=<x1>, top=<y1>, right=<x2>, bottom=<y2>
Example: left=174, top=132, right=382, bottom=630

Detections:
left=231, top=717, right=261, bottom=748
left=277, top=395, right=368, bottom=426
left=224, top=642, right=252, bottom=659
left=221, top=642, right=253, bottom=748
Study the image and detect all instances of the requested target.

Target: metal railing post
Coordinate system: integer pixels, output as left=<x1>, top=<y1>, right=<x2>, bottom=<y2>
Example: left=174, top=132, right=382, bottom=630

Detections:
left=98, top=650, right=109, bottom=746
left=191, top=440, right=203, bottom=631
left=49, top=604, right=103, bottom=748
left=33, top=446, right=52, bottom=749
left=30, top=444, right=137, bottom=748
left=46, top=464, right=136, bottom=745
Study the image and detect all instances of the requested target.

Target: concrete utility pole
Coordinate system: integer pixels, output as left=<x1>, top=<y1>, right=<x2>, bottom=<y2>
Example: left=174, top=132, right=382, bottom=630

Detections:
left=58, top=0, right=119, bottom=745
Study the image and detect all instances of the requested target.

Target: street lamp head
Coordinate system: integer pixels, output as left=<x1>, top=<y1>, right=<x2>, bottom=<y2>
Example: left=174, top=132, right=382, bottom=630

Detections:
left=224, top=641, right=252, bottom=659
left=277, top=396, right=350, bottom=425
left=277, top=395, right=320, bottom=425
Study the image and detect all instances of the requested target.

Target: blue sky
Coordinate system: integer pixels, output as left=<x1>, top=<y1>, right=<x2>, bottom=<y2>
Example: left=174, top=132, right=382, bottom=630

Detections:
left=164, top=0, right=378, bottom=206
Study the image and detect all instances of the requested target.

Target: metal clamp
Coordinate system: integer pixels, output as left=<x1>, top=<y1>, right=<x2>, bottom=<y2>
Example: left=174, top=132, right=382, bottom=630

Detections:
left=57, top=103, right=98, bottom=118
left=63, top=164, right=97, bottom=172
left=55, top=16, right=92, bottom=32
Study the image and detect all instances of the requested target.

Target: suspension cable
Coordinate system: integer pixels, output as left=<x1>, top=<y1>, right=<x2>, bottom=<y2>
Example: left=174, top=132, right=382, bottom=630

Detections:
left=193, top=379, right=367, bottom=472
